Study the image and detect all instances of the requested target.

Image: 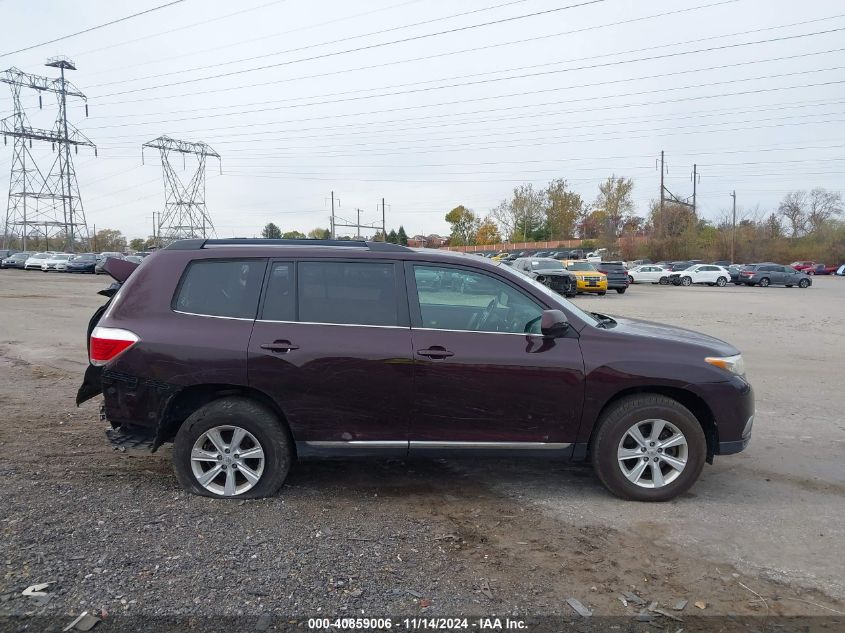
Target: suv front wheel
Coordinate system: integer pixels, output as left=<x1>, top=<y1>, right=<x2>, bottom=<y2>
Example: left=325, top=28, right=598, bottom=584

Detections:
left=173, top=397, right=292, bottom=499
left=591, top=394, right=706, bottom=501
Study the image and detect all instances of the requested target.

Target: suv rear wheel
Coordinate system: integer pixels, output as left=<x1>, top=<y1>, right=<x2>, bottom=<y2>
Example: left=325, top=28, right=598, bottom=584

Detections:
left=591, top=394, right=706, bottom=502
left=173, top=397, right=292, bottom=499
left=759, top=277, right=770, bottom=287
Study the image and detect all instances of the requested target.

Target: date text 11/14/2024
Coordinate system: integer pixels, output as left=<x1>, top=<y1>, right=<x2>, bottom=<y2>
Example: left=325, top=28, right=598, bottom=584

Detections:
left=307, top=618, right=528, bottom=630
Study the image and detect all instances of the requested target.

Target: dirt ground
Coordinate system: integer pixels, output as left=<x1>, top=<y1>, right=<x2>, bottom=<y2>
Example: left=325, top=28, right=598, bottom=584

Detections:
left=0, top=270, right=843, bottom=630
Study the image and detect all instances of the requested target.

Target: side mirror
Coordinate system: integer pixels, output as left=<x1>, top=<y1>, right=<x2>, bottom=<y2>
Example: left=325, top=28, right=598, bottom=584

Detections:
left=540, top=309, right=569, bottom=338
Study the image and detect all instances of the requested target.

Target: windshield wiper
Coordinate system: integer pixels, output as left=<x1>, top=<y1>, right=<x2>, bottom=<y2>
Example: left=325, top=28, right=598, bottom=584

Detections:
left=591, top=312, right=616, bottom=329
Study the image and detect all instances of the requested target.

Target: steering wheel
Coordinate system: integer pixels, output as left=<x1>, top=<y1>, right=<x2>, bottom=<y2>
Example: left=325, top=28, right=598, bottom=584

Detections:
left=475, top=298, right=497, bottom=331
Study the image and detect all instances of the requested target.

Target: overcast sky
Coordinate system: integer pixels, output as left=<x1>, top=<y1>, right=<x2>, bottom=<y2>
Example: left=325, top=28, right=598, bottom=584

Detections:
left=1, top=0, right=843, bottom=240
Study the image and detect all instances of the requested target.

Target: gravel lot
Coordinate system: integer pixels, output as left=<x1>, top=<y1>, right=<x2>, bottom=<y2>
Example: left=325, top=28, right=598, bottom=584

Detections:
left=0, top=270, right=843, bottom=630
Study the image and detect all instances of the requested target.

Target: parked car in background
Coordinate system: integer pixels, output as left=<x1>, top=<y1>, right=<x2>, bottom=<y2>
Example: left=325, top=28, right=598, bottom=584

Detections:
left=95, top=252, right=124, bottom=274
left=511, top=257, right=577, bottom=297
left=810, top=263, right=837, bottom=275
left=596, top=261, right=629, bottom=294
left=712, top=260, right=731, bottom=267
left=78, top=238, right=754, bottom=502
left=627, top=264, right=669, bottom=284
left=669, top=264, right=731, bottom=287
left=66, top=253, right=98, bottom=273
left=41, top=253, right=74, bottom=272
left=124, top=255, right=144, bottom=264
left=727, top=264, right=744, bottom=284
left=1, top=251, right=32, bottom=269
left=564, top=261, right=608, bottom=295
left=790, top=261, right=816, bottom=273
left=739, top=263, right=811, bottom=288
left=836, top=264, right=845, bottom=276
left=668, top=261, right=693, bottom=272
left=24, top=252, right=54, bottom=270
left=0, top=249, right=19, bottom=260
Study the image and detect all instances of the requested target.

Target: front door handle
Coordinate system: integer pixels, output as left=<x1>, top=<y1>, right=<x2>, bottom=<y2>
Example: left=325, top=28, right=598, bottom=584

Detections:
left=417, top=346, right=454, bottom=359
left=260, top=340, right=299, bottom=353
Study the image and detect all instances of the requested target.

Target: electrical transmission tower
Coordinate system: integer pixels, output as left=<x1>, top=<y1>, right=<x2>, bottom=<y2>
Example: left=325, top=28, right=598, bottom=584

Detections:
left=1, top=57, right=95, bottom=252
left=657, top=150, right=699, bottom=215
left=142, top=136, right=221, bottom=245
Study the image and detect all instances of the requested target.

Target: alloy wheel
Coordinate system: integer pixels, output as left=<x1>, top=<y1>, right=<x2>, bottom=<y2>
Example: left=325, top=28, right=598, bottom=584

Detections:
left=617, top=419, right=688, bottom=489
left=716, top=276, right=727, bottom=287
left=681, top=276, right=692, bottom=286
left=190, top=425, right=266, bottom=496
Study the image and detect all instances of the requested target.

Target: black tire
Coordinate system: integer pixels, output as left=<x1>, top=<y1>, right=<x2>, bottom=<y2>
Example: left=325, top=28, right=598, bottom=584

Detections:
left=597, top=291, right=606, bottom=296
left=658, top=277, right=669, bottom=285
left=798, top=278, right=810, bottom=288
left=716, top=276, right=727, bottom=287
left=591, top=394, right=707, bottom=502
left=627, top=275, right=634, bottom=284
left=785, top=285, right=793, bottom=288
left=173, top=397, right=292, bottom=499
left=759, top=277, right=770, bottom=287
left=616, top=288, right=626, bottom=294
left=681, top=276, right=692, bottom=286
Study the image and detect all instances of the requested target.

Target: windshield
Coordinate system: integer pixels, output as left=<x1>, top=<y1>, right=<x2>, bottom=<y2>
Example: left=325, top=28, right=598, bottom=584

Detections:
left=531, top=260, right=564, bottom=270
left=31, top=253, right=47, bottom=258
left=495, top=262, right=598, bottom=325
left=566, top=262, right=597, bottom=272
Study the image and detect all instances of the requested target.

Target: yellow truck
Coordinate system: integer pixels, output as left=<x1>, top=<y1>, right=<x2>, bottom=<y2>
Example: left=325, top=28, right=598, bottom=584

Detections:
left=563, top=260, right=608, bottom=295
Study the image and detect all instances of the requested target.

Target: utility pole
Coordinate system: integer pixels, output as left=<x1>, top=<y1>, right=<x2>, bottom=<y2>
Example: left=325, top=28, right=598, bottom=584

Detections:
left=331, top=191, right=336, bottom=239
left=659, top=150, right=665, bottom=215
left=730, top=190, right=737, bottom=263
left=691, top=164, right=698, bottom=214
left=381, top=198, right=386, bottom=241
left=92, top=223, right=96, bottom=252
left=356, top=208, right=361, bottom=240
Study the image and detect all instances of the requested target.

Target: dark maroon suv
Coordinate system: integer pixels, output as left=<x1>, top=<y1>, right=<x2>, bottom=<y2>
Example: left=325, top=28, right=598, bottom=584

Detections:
left=77, top=239, right=754, bottom=501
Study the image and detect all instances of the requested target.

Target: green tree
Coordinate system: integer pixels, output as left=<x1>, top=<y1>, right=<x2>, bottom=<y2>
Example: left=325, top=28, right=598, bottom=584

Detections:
left=544, top=179, right=583, bottom=240
left=307, top=227, right=331, bottom=239
left=445, top=205, right=479, bottom=246
left=261, top=222, right=282, bottom=239
left=129, top=238, right=146, bottom=252
left=397, top=225, right=408, bottom=245
left=387, top=229, right=399, bottom=243
left=282, top=230, right=306, bottom=239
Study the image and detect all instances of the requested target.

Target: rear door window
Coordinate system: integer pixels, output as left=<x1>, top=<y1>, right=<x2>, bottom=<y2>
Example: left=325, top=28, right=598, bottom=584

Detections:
left=174, top=259, right=266, bottom=319
left=261, top=262, right=295, bottom=321
left=298, top=261, right=398, bottom=326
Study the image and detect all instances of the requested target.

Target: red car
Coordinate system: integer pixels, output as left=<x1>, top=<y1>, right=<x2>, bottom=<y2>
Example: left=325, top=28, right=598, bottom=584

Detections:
left=810, top=263, right=837, bottom=275
left=790, top=261, right=816, bottom=274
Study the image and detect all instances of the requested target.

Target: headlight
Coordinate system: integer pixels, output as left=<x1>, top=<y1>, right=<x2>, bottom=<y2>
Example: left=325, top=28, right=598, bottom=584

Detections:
left=705, top=353, right=745, bottom=376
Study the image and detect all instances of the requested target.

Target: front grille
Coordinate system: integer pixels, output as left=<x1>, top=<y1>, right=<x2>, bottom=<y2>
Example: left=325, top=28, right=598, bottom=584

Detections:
left=583, top=276, right=602, bottom=282
left=548, top=277, right=570, bottom=290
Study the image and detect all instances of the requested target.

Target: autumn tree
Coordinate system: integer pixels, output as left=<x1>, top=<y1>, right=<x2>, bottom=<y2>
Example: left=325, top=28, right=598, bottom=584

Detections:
left=807, top=188, right=843, bottom=234
left=475, top=217, right=502, bottom=245
left=281, top=230, right=306, bottom=239
left=261, top=222, right=282, bottom=239
left=778, top=191, right=808, bottom=237
left=94, top=228, right=126, bottom=252
left=594, top=175, right=635, bottom=243
left=491, top=184, right=545, bottom=241
left=445, top=205, right=479, bottom=246
left=129, top=238, right=146, bottom=252
left=308, top=228, right=331, bottom=239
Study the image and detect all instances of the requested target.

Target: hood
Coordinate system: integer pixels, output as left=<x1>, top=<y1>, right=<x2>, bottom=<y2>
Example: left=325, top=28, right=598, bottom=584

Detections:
left=533, top=269, right=573, bottom=277
left=610, top=316, right=738, bottom=356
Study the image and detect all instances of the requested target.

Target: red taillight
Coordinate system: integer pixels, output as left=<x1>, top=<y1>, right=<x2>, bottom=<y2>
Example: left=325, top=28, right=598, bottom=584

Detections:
left=90, top=326, right=139, bottom=366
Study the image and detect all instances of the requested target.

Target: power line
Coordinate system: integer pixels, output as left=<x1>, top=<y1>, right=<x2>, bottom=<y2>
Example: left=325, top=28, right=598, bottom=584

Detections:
left=89, top=0, right=608, bottom=97
left=83, top=0, right=524, bottom=79
left=90, top=0, right=742, bottom=107
left=86, top=44, right=845, bottom=129
left=0, top=0, right=187, bottom=58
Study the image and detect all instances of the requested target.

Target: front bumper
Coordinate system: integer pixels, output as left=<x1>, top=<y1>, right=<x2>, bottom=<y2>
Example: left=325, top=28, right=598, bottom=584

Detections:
left=575, top=278, right=608, bottom=293
left=692, top=376, right=754, bottom=455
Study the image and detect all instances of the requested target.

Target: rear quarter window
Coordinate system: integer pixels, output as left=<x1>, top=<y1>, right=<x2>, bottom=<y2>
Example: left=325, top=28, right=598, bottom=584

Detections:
left=173, top=259, right=266, bottom=319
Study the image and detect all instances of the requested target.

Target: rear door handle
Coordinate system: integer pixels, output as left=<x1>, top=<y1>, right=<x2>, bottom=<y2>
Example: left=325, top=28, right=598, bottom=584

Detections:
left=417, top=346, right=454, bottom=359
left=260, top=340, right=299, bottom=353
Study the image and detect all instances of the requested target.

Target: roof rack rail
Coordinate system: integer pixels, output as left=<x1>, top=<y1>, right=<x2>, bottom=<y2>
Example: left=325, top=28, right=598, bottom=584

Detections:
left=164, top=238, right=412, bottom=252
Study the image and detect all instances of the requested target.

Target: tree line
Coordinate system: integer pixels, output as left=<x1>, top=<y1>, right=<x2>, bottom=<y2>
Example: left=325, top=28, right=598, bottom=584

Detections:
left=260, top=223, right=409, bottom=245
left=444, top=176, right=845, bottom=264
